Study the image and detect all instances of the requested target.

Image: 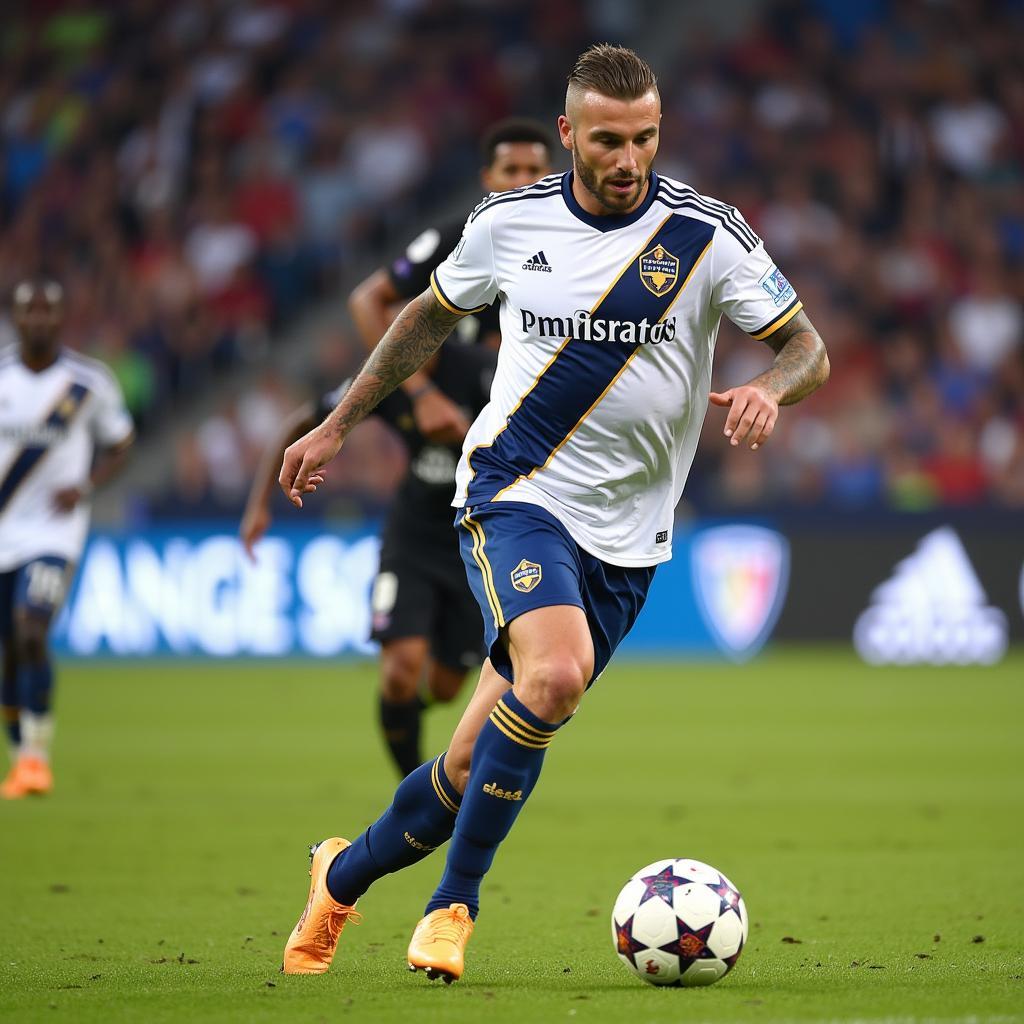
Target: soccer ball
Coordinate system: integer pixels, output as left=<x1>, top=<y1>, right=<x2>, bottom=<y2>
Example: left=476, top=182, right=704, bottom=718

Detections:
left=611, top=858, right=748, bottom=987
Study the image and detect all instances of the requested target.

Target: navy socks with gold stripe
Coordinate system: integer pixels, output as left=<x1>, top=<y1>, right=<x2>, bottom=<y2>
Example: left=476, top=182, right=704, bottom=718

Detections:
left=425, top=692, right=559, bottom=919
left=326, top=752, right=461, bottom=905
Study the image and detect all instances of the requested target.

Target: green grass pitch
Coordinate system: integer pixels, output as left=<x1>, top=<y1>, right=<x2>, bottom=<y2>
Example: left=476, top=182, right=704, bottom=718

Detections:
left=1, top=649, right=1022, bottom=1023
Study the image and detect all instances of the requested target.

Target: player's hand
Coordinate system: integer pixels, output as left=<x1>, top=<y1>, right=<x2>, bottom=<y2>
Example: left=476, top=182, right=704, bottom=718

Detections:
left=240, top=502, right=272, bottom=561
left=708, top=386, right=778, bottom=450
left=278, top=426, right=334, bottom=509
left=412, top=388, right=471, bottom=445
left=52, top=486, right=85, bottom=512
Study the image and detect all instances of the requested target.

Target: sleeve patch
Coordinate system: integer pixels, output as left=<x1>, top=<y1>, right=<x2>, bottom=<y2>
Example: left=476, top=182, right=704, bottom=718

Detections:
left=758, top=265, right=795, bottom=307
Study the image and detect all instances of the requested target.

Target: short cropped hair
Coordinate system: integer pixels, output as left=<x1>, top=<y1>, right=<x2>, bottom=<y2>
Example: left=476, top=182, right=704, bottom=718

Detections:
left=567, top=43, right=658, bottom=101
left=480, top=118, right=554, bottom=166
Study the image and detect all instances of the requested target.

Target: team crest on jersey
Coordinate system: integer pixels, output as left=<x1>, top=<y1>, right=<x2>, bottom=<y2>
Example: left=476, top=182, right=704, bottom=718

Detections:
left=691, top=525, right=789, bottom=661
left=639, top=244, right=679, bottom=297
left=510, top=558, right=542, bottom=593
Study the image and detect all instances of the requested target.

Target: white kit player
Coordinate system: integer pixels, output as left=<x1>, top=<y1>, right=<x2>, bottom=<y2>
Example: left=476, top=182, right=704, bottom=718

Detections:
left=274, top=45, right=829, bottom=982
left=0, top=279, right=133, bottom=799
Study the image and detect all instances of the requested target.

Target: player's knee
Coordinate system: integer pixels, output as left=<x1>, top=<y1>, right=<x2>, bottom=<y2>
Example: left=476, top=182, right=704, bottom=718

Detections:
left=427, top=664, right=466, bottom=704
left=379, top=646, right=424, bottom=702
left=516, top=655, right=588, bottom=722
left=13, top=621, right=49, bottom=665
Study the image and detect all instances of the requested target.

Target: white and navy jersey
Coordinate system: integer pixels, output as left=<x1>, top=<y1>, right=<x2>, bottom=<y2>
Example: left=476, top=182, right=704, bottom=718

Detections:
left=431, top=170, right=802, bottom=567
left=0, top=347, right=133, bottom=571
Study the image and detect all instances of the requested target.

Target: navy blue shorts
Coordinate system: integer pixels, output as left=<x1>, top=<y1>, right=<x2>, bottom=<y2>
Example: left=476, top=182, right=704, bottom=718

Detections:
left=0, top=556, right=73, bottom=642
left=456, top=501, right=655, bottom=685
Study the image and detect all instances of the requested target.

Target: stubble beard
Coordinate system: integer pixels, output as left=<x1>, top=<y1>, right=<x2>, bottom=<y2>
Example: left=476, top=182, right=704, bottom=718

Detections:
left=572, top=143, right=648, bottom=213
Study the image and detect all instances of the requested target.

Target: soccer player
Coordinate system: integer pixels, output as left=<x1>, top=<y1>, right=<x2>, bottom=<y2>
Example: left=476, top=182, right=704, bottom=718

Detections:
left=276, top=44, right=829, bottom=981
left=0, top=279, right=134, bottom=799
left=240, top=120, right=553, bottom=777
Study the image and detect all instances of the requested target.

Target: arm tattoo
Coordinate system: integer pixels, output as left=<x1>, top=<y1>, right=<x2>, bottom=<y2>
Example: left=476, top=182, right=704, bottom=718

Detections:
left=750, top=310, right=830, bottom=405
left=323, top=289, right=463, bottom=438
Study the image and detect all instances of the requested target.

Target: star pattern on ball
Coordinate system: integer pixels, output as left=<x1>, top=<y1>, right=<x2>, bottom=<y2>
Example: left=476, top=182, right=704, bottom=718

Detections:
left=711, top=875, right=742, bottom=917
left=614, top=914, right=647, bottom=970
left=724, top=947, right=743, bottom=970
left=659, top=919, right=716, bottom=972
left=638, top=865, right=688, bottom=906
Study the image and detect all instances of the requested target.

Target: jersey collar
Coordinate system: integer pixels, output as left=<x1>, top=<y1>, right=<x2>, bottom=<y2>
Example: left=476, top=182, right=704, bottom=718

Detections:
left=560, top=170, right=660, bottom=232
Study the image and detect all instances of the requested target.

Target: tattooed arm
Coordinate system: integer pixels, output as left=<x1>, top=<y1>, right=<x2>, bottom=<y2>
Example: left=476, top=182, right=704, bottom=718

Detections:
left=708, top=310, right=829, bottom=450
left=278, top=288, right=464, bottom=506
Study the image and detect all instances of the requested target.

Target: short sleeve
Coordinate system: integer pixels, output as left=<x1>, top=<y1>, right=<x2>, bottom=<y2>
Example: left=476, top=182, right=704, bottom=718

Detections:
left=90, top=368, right=134, bottom=448
left=429, top=207, right=498, bottom=316
left=711, top=228, right=802, bottom=340
left=387, top=225, right=449, bottom=300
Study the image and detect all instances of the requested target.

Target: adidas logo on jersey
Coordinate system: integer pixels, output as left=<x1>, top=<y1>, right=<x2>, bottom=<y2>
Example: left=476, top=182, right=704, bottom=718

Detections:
left=522, top=251, right=553, bottom=272
left=853, top=527, right=1008, bottom=665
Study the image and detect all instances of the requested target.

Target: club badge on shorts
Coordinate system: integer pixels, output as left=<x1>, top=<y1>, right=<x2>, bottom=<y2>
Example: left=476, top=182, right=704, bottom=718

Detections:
left=639, top=244, right=679, bottom=297
left=510, top=558, right=542, bottom=593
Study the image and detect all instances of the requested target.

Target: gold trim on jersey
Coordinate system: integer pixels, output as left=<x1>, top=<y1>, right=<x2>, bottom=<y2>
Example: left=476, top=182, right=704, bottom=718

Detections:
left=429, top=270, right=488, bottom=316
left=462, top=511, right=505, bottom=628
left=464, top=213, right=677, bottom=489
left=750, top=299, right=803, bottom=340
left=492, top=236, right=714, bottom=501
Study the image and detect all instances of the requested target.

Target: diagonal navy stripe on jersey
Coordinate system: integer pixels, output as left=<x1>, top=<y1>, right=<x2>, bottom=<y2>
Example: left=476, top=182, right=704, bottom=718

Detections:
left=0, top=381, right=89, bottom=514
left=466, top=214, right=715, bottom=504
left=658, top=182, right=760, bottom=249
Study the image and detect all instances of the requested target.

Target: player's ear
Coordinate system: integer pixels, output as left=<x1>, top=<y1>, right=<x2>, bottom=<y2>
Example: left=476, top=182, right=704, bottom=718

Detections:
left=557, top=114, right=573, bottom=152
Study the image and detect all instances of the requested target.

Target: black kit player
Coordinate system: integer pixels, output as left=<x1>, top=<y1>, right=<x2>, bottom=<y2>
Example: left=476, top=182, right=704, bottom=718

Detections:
left=241, top=120, right=554, bottom=776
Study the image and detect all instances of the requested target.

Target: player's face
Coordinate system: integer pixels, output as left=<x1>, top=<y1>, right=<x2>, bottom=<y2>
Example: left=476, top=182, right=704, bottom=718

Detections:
left=559, top=90, right=661, bottom=214
left=482, top=142, right=552, bottom=193
left=13, top=283, right=64, bottom=355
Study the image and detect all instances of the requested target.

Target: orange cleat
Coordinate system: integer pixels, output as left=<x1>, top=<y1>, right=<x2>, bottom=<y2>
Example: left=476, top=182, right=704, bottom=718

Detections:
left=407, top=903, right=475, bottom=983
left=281, top=838, right=361, bottom=974
left=0, top=755, right=52, bottom=799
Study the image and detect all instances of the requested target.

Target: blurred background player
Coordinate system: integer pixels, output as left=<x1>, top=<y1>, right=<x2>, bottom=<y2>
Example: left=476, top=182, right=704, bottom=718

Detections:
left=240, top=120, right=554, bottom=776
left=0, top=279, right=134, bottom=799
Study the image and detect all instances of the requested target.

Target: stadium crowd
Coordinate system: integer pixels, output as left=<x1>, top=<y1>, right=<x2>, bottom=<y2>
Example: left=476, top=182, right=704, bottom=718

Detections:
left=2, top=0, right=1022, bottom=514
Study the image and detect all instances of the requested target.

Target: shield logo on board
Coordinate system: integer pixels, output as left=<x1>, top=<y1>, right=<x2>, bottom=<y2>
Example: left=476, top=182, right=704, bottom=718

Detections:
left=690, top=525, right=789, bottom=661
left=510, top=559, right=542, bottom=593
left=639, top=245, right=679, bottom=297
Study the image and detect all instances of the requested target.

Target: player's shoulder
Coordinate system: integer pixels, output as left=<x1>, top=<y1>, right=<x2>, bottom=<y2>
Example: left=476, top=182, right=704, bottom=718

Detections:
left=654, top=174, right=761, bottom=254
left=58, top=348, right=121, bottom=393
left=0, top=344, right=20, bottom=374
left=467, top=173, right=566, bottom=225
